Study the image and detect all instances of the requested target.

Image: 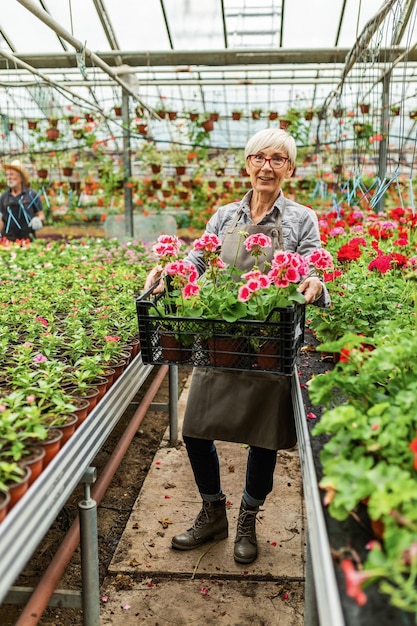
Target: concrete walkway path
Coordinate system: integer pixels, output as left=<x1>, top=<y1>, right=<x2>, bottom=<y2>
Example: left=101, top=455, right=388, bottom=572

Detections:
left=100, top=376, right=305, bottom=625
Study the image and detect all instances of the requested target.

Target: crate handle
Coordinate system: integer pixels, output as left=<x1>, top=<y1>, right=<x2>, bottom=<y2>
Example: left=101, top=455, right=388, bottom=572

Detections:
left=136, top=281, right=161, bottom=302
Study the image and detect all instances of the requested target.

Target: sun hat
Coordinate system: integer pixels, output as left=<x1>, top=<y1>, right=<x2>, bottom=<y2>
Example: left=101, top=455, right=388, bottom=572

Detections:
left=3, top=159, right=30, bottom=186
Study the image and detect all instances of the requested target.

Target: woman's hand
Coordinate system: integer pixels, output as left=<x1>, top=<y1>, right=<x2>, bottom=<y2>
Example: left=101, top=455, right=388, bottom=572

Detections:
left=143, top=264, right=165, bottom=294
left=298, top=276, right=323, bottom=304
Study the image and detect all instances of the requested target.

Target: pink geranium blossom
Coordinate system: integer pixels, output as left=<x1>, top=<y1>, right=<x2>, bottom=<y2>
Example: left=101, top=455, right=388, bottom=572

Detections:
left=244, top=233, right=272, bottom=252
left=193, top=233, right=221, bottom=253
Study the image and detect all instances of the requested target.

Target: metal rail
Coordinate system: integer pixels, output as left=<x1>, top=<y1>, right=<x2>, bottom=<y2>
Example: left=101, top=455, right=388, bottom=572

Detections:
left=291, top=366, right=345, bottom=626
left=0, top=354, right=153, bottom=604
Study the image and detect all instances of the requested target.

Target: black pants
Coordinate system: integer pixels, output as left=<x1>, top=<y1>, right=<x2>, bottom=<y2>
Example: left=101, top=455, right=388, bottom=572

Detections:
left=183, top=435, right=277, bottom=506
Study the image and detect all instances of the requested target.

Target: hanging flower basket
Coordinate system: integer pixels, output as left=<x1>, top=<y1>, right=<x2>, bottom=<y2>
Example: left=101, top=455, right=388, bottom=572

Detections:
left=136, top=123, right=148, bottom=135
left=114, top=106, right=122, bottom=117
left=62, top=166, right=74, bottom=177
left=232, top=111, right=242, bottom=120
left=27, top=120, right=38, bottom=130
left=359, top=103, right=370, bottom=114
left=269, top=111, right=278, bottom=120
left=46, top=128, right=60, bottom=141
left=333, top=108, right=344, bottom=118
left=37, top=168, right=48, bottom=179
left=201, top=119, right=214, bottom=132
left=167, top=111, right=177, bottom=120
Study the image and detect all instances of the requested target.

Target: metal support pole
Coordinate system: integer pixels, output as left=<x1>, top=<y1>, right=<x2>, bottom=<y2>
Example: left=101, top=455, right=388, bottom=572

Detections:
left=304, top=532, right=319, bottom=626
left=376, top=71, right=391, bottom=213
left=79, top=467, right=100, bottom=626
left=168, top=365, right=178, bottom=446
left=121, top=89, right=134, bottom=238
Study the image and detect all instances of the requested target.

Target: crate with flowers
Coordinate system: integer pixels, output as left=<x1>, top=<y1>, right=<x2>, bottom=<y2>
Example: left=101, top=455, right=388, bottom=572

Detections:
left=136, top=233, right=333, bottom=374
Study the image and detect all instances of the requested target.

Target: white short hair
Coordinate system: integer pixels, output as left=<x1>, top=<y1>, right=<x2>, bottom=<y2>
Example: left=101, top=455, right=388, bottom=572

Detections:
left=245, top=129, right=297, bottom=166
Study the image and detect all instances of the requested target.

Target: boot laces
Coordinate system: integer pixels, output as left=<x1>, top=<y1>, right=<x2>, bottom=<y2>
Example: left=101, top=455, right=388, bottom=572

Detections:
left=192, top=504, right=210, bottom=531
left=237, top=508, right=258, bottom=538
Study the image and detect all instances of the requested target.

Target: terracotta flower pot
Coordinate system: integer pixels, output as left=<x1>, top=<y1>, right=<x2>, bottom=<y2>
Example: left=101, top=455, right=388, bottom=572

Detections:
left=90, top=376, right=108, bottom=401
left=55, top=413, right=79, bottom=445
left=0, top=490, right=11, bottom=522
left=102, top=367, right=116, bottom=388
left=71, top=398, right=91, bottom=427
left=40, top=428, right=63, bottom=467
left=207, top=336, right=242, bottom=368
left=256, top=340, right=280, bottom=371
left=46, top=127, right=60, bottom=141
left=21, top=445, right=46, bottom=485
left=106, top=359, right=127, bottom=381
left=201, top=119, right=214, bottom=132
left=159, top=330, right=192, bottom=363
left=68, top=386, right=100, bottom=412
left=6, top=466, right=32, bottom=510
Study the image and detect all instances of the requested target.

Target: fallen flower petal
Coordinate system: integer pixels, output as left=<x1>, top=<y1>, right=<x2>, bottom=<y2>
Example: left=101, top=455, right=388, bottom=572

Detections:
left=307, top=412, right=317, bottom=419
left=101, top=595, right=108, bottom=602
left=122, top=603, right=131, bottom=610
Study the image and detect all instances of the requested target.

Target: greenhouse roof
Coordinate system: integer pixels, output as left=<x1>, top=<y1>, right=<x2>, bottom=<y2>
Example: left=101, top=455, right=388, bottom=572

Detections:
left=0, top=0, right=416, bottom=151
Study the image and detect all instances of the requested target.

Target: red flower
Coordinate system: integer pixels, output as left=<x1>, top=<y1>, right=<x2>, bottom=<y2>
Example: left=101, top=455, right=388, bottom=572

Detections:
left=340, top=559, right=369, bottom=606
left=409, top=435, right=417, bottom=469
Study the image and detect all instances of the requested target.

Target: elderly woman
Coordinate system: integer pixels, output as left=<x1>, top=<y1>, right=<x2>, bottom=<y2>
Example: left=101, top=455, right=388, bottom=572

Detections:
left=145, top=128, right=329, bottom=564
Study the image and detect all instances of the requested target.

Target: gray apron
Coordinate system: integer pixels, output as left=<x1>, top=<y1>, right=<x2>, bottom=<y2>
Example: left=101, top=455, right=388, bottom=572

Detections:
left=182, top=200, right=296, bottom=451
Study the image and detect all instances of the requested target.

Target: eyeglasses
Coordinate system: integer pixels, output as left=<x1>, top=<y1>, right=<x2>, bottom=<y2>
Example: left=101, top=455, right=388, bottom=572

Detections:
left=247, top=154, right=289, bottom=169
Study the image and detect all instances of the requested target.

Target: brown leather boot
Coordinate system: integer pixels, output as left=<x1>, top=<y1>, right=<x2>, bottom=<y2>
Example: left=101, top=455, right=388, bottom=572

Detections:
left=234, top=498, right=259, bottom=564
left=171, top=494, right=228, bottom=550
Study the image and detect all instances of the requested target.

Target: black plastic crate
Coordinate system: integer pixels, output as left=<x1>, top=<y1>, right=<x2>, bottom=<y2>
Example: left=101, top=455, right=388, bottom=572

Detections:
left=136, top=291, right=305, bottom=375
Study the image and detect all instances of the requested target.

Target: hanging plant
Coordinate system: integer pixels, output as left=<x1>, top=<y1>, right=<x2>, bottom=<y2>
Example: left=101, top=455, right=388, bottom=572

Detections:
left=37, top=168, right=48, bottom=180
left=251, top=108, right=263, bottom=120
left=46, top=128, right=60, bottom=141
left=231, top=110, right=243, bottom=120
left=268, top=111, right=278, bottom=121
left=201, top=118, right=214, bottom=132
left=333, top=107, right=345, bottom=118
left=27, top=120, right=38, bottom=130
